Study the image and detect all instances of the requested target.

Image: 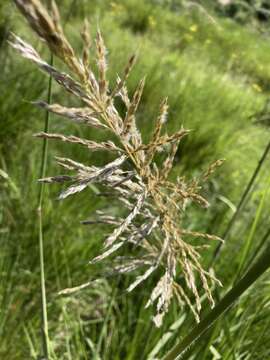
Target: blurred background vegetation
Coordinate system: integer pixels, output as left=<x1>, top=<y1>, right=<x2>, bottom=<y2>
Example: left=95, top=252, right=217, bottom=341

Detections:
left=1, top=0, right=270, bottom=359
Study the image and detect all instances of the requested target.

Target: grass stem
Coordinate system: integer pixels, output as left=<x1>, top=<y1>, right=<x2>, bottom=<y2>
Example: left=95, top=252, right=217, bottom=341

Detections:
left=37, top=52, right=53, bottom=359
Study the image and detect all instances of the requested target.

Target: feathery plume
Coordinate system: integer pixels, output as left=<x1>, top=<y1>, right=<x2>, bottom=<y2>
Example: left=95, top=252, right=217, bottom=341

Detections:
left=11, top=0, right=224, bottom=327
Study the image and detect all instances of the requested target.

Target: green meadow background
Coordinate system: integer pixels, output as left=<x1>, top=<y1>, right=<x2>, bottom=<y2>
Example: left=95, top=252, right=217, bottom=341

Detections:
left=1, top=0, right=270, bottom=359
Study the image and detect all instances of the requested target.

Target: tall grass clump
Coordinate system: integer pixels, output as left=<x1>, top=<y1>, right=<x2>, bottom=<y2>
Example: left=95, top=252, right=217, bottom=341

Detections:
left=11, top=0, right=225, bottom=332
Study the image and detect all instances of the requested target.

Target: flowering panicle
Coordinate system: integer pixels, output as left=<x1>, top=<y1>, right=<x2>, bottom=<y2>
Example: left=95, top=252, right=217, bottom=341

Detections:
left=11, top=0, right=224, bottom=327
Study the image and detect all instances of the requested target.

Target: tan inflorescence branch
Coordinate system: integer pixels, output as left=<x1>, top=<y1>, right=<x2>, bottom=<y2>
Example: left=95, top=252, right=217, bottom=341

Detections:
left=11, top=0, right=224, bottom=327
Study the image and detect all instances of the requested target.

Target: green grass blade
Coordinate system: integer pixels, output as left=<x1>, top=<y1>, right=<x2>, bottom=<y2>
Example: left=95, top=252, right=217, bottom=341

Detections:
left=243, top=225, right=270, bottom=272
left=162, top=241, right=270, bottom=360
left=234, top=174, right=270, bottom=281
left=211, top=139, right=270, bottom=264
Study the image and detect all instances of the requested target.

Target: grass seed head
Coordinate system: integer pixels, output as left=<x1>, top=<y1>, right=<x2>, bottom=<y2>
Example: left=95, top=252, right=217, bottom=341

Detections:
left=12, top=0, right=224, bottom=327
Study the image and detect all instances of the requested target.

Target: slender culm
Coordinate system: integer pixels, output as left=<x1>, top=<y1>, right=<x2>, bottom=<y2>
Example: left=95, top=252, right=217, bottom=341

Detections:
left=37, top=51, right=53, bottom=360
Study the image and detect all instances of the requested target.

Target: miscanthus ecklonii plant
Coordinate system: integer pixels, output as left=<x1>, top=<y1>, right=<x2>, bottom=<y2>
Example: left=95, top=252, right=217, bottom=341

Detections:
left=11, top=0, right=224, bottom=327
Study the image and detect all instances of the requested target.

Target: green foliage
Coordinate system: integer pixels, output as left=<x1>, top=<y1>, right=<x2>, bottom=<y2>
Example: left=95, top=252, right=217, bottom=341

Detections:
left=1, top=0, right=270, bottom=359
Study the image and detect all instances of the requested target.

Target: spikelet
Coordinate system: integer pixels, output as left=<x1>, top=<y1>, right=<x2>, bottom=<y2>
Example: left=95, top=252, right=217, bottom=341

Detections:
left=14, top=0, right=84, bottom=78
left=80, top=19, right=91, bottom=84
left=33, top=102, right=107, bottom=129
left=109, top=54, right=136, bottom=101
left=161, top=139, right=180, bottom=180
left=96, top=30, right=108, bottom=101
left=123, top=78, right=145, bottom=138
left=202, top=159, right=225, bottom=182
left=34, top=132, right=122, bottom=152
left=9, top=34, right=87, bottom=99
left=11, top=0, right=224, bottom=327
left=136, top=128, right=190, bottom=152
left=104, top=188, right=147, bottom=248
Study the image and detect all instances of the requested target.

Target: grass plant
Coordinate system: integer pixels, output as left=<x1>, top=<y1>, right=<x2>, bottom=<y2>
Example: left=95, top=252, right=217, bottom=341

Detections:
left=1, top=0, right=270, bottom=359
left=11, top=0, right=224, bottom=330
